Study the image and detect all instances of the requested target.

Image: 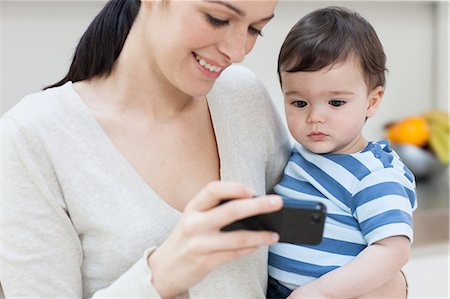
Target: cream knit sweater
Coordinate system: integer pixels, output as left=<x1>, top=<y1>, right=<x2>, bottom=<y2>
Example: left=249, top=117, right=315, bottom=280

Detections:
left=1, top=66, right=291, bottom=298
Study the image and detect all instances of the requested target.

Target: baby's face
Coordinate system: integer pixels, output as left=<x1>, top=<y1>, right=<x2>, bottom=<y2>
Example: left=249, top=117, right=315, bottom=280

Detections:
left=281, top=57, right=383, bottom=154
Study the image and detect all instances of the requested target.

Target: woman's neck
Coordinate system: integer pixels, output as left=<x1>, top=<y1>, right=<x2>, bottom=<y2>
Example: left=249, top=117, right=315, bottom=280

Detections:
left=91, top=34, right=199, bottom=122
left=89, top=70, right=199, bottom=123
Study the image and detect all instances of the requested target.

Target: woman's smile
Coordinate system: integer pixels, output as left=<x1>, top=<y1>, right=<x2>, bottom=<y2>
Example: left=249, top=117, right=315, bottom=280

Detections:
left=193, top=52, right=224, bottom=78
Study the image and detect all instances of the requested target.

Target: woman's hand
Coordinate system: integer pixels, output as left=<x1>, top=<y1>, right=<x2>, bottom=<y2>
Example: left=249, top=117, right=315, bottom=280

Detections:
left=147, top=181, right=283, bottom=299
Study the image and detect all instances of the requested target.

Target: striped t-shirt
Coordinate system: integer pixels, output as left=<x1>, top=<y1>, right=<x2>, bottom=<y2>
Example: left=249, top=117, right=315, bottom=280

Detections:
left=268, top=140, right=417, bottom=289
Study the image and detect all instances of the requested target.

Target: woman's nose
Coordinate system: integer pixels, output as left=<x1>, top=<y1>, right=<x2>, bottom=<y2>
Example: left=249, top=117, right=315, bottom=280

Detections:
left=218, top=29, right=248, bottom=63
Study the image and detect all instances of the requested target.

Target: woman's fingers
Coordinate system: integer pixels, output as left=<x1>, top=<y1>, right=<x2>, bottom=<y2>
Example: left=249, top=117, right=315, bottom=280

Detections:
left=182, top=195, right=283, bottom=235
left=148, top=226, right=274, bottom=297
left=200, top=247, right=261, bottom=273
left=212, top=194, right=282, bottom=229
left=189, top=230, right=279, bottom=254
left=148, top=181, right=282, bottom=297
left=183, top=230, right=279, bottom=275
left=185, top=181, right=255, bottom=212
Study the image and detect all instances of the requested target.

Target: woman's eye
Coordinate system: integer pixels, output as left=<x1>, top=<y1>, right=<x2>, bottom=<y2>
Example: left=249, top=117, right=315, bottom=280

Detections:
left=329, top=99, right=346, bottom=107
left=206, top=14, right=263, bottom=37
left=292, top=100, right=307, bottom=108
left=248, top=26, right=263, bottom=37
left=206, top=14, right=229, bottom=28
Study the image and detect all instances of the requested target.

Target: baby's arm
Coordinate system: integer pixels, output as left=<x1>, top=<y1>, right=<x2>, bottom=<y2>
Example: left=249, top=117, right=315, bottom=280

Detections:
left=288, top=235, right=410, bottom=299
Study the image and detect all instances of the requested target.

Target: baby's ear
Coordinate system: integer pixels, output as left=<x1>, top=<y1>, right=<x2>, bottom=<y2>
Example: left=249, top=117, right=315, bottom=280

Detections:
left=366, top=86, right=384, bottom=118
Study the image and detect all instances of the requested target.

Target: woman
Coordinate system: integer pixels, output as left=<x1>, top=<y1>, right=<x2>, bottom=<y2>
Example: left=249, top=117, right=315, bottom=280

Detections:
left=1, top=0, right=289, bottom=297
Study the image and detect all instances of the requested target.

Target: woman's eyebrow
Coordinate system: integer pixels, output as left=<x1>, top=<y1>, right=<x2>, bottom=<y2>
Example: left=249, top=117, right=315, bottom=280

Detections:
left=203, top=1, right=274, bottom=22
left=204, top=0, right=246, bottom=16
left=205, top=0, right=245, bottom=17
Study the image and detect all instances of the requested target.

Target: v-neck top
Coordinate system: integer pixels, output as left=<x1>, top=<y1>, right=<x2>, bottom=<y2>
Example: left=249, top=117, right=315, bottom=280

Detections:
left=1, top=66, right=291, bottom=298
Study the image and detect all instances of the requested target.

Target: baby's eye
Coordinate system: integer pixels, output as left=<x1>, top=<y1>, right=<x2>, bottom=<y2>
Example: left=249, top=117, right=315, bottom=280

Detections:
left=292, top=100, right=307, bottom=108
left=329, top=99, right=346, bottom=107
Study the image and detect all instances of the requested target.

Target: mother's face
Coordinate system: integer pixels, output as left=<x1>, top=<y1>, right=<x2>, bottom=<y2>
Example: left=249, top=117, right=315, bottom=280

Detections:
left=137, top=0, right=277, bottom=97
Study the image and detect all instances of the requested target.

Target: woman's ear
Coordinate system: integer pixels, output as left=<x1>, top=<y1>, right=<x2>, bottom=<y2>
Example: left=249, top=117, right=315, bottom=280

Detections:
left=366, top=86, right=384, bottom=118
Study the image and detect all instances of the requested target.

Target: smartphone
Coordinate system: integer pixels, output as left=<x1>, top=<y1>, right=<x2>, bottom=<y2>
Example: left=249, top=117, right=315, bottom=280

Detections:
left=220, top=197, right=326, bottom=245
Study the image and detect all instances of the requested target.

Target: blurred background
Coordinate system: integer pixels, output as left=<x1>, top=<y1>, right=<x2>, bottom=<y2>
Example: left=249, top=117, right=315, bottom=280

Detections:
left=1, top=1, right=448, bottom=298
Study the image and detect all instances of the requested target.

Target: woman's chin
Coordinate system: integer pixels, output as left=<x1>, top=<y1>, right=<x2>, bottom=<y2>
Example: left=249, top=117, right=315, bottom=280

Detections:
left=183, top=82, right=216, bottom=98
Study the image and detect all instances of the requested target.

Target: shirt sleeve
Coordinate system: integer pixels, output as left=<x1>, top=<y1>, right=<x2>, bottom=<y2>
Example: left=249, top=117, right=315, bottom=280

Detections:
left=0, top=117, right=162, bottom=298
left=352, top=167, right=417, bottom=245
left=93, top=248, right=161, bottom=298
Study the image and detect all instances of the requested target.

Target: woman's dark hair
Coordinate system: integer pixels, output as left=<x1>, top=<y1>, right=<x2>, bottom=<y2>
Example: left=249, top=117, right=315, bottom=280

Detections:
left=45, top=0, right=141, bottom=89
left=278, top=6, right=387, bottom=91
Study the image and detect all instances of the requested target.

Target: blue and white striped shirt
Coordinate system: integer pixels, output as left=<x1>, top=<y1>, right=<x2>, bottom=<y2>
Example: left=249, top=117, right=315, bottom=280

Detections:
left=268, top=140, right=417, bottom=288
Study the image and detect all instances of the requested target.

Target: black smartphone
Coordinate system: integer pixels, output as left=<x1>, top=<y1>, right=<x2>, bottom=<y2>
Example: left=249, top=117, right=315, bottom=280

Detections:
left=220, top=197, right=326, bottom=245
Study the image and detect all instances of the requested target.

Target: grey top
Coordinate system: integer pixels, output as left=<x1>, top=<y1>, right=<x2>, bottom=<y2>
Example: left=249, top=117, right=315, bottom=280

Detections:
left=1, top=66, right=291, bottom=298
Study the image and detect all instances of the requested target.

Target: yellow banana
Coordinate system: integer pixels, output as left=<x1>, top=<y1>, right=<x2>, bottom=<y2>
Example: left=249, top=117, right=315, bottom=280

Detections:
left=429, top=121, right=450, bottom=165
left=423, top=109, right=450, bottom=132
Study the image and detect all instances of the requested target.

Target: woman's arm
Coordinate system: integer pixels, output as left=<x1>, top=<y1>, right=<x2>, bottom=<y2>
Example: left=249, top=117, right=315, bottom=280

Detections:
left=1, top=117, right=84, bottom=297
left=2, top=117, right=283, bottom=298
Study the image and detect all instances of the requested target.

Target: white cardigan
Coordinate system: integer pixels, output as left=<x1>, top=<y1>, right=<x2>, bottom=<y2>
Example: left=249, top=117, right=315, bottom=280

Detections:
left=1, top=66, right=291, bottom=298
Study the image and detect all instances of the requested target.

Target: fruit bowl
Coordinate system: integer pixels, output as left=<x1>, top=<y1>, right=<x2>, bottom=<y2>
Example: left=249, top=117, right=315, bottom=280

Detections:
left=391, top=143, right=444, bottom=180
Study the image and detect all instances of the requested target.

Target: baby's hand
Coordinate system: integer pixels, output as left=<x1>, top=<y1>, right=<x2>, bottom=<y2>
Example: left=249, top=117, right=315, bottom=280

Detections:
left=288, top=283, right=327, bottom=299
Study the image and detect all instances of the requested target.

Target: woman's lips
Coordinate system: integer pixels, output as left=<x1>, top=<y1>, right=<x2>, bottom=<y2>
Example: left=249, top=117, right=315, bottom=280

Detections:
left=192, top=53, right=224, bottom=78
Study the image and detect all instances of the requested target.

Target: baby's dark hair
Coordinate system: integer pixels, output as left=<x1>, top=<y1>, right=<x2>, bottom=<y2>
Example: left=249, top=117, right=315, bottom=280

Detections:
left=278, top=6, right=387, bottom=91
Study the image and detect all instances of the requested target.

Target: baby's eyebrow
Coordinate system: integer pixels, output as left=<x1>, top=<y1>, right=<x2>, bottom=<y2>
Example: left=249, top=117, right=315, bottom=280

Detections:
left=284, top=91, right=305, bottom=97
left=329, top=90, right=354, bottom=95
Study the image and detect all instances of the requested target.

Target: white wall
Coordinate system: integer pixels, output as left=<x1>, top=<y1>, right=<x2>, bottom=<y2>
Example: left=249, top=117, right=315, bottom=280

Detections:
left=1, top=0, right=105, bottom=113
left=435, top=1, right=449, bottom=110
left=2, top=1, right=447, bottom=140
left=241, top=1, right=447, bottom=140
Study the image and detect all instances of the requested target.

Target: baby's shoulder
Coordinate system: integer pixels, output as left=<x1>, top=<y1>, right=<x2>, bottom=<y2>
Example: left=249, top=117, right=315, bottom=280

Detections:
left=359, top=140, right=415, bottom=184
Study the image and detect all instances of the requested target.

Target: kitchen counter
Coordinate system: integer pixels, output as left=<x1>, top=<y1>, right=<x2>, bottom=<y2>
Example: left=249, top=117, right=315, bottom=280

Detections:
left=403, top=168, right=448, bottom=297
left=413, top=167, right=449, bottom=247
left=404, top=242, right=449, bottom=297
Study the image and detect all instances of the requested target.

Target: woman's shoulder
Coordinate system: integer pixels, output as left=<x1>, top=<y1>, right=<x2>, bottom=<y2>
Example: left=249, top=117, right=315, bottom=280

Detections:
left=214, top=65, right=265, bottom=95
left=218, top=65, right=258, bottom=81
left=2, top=82, right=78, bottom=129
left=211, top=65, right=274, bottom=112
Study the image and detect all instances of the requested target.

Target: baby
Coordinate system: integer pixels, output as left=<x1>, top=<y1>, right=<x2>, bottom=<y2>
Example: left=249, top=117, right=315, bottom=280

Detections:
left=267, top=6, right=417, bottom=299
